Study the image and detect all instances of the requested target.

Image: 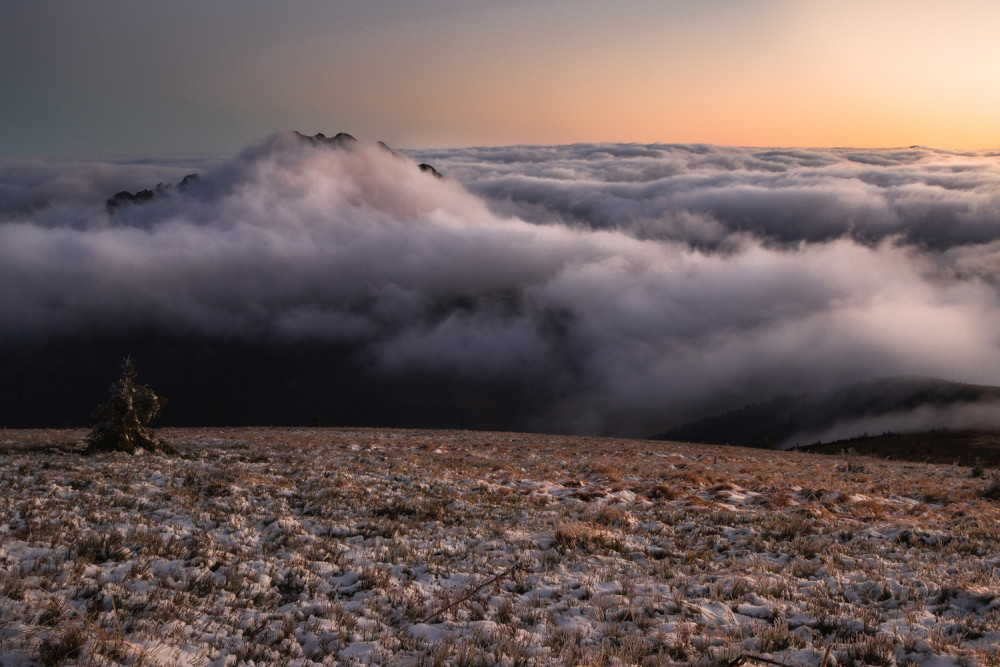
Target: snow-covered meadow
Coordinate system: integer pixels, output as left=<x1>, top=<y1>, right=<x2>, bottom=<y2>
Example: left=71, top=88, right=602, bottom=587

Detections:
left=1, top=428, right=999, bottom=666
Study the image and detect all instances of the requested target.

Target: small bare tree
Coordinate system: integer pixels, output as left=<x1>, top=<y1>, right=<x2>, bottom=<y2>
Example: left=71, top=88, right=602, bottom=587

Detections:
left=85, top=356, right=174, bottom=454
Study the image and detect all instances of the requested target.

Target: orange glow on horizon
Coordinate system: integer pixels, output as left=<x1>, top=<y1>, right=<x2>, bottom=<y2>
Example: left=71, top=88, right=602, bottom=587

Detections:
left=378, top=1, right=1000, bottom=150
left=5, top=0, right=999, bottom=155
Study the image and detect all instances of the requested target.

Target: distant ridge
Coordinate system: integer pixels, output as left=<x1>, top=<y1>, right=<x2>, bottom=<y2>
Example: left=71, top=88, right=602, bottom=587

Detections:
left=293, top=131, right=358, bottom=147
left=652, top=376, right=1000, bottom=449
left=106, top=173, right=200, bottom=212
left=800, top=429, right=1000, bottom=467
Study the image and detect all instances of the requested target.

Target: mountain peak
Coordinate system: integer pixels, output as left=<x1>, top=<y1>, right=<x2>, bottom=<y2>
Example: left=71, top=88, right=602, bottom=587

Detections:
left=419, top=163, right=443, bottom=179
left=293, top=131, right=358, bottom=147
left=106, top=132, right=441, bottom=213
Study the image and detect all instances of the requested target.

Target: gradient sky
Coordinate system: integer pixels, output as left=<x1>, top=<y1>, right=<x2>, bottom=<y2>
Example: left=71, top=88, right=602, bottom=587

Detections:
left=3, top=0, right=999, bottom=156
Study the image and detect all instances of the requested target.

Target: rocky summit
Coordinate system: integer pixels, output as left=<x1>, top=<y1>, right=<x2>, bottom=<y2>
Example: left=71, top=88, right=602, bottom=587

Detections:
left=106, top=132, right=440, bottom=213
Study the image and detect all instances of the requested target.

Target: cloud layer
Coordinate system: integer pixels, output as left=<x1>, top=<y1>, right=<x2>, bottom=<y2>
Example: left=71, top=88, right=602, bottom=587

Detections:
left=4, top=135, right=1000, bottom=436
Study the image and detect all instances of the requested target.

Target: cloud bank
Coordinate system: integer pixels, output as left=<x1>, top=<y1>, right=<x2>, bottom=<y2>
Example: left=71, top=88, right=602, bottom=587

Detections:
left=4, top=135, right=1000, bottom=436
left=788, top=400, right=1000, bottom=449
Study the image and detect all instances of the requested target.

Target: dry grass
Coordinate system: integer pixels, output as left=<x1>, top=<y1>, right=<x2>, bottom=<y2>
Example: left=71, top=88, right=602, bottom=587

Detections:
left=0, top=427, right=999, bottom=665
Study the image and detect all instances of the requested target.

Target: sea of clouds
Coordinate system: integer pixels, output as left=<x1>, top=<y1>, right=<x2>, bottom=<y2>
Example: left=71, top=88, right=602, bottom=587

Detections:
left=3, top=134, right=1000, bottom=436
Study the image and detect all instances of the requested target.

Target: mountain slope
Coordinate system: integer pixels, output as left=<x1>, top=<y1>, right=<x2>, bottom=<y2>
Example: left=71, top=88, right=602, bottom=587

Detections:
left=652, top=376, right=1000, bottom=448
left=800, top=429, right=1000, bottom=467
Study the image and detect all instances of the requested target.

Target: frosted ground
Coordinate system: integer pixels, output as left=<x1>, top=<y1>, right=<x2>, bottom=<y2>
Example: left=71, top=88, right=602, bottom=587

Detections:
left=1, top=428, right=999, bottom=665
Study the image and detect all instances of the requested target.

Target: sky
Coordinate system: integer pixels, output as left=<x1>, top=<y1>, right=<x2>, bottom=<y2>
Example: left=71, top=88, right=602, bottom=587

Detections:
left=2, top=0, right=1000, bottom=155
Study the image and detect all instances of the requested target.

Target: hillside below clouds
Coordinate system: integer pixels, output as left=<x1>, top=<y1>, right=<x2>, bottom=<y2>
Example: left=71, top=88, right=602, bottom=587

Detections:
left=4, top=135, right=1000, bottom=435
left=654, top=376, right=1000, bottom=449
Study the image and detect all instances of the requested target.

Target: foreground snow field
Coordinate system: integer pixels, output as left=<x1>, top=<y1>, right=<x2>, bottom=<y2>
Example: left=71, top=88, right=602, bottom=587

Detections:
left=1, top=428, right=998, bottom=666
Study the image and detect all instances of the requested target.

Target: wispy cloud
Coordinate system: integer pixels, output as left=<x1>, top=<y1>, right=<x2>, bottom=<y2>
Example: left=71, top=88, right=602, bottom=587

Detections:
left=4, top=135, right=1000, bottom=434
